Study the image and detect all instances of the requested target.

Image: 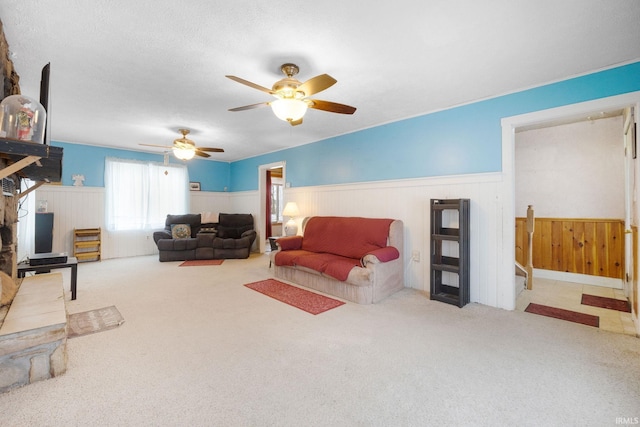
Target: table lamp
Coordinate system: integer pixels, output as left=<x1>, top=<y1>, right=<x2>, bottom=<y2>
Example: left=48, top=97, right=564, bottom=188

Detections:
left=282, top=202, right=300, bottom=236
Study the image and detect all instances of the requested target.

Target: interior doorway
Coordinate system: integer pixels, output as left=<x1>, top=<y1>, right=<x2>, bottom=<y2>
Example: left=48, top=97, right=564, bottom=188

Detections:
left=623, top=107, right=636, bottom=302
left=514, top=110, right=626, bottom=289
left=258, top=160, right=286, bottom=254
left=513, top=109, right=636, bottom=335
left=267, top=166, right=284, bottom=246
left=501, top=90, right=640, bottom=334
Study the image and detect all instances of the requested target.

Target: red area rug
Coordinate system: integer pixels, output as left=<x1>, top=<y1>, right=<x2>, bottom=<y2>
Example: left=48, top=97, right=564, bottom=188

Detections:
left=525, top=303, right=599, bottom=328
left=581, top=294, right=631, bottom=313
left=179, top=259, right=224, bottom=267
left=244, top=279, right=345, bottom=315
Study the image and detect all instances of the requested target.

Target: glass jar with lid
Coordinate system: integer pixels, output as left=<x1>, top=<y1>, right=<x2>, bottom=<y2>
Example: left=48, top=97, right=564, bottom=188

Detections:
left=0, top=94, right=47, bottom=144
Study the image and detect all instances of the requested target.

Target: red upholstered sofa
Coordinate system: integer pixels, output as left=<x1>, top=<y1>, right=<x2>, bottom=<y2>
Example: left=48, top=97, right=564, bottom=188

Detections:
left=271, top=216, right=404, bottom=304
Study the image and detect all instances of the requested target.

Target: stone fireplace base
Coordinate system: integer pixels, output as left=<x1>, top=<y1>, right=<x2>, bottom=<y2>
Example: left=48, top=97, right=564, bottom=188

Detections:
left=0, top=273, right=67, bottom=393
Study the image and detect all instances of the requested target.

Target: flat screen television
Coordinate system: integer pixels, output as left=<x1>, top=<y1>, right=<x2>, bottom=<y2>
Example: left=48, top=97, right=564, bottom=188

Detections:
left=39, top=62, right=50, bottom=146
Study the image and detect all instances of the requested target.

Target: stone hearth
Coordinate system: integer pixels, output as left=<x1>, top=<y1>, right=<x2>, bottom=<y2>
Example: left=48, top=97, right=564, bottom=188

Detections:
left=0, top=273, right=67, bottom=393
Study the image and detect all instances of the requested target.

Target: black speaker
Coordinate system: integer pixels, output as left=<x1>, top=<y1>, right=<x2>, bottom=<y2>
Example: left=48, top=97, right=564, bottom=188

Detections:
left=35, top=212, right=54, bottom=253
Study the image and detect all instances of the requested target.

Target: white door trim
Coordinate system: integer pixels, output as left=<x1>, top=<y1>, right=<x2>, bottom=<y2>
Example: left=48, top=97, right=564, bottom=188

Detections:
left=500, top=91, right=640, bottom=310
left=257, top=160, right=286, bottom=253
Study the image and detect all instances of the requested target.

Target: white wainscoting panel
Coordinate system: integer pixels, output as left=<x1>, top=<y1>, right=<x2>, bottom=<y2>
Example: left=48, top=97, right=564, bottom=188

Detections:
left=190, top=191, right=231, bottom=217
left=229, top=191, right=261, bottom=251
left=230, top=173, right=505, bottom=308
left=35, top=173, right=507, bottom=308
left=35, top=185, right=107, bottom=256
left=34, top=186, right=234, bottom=260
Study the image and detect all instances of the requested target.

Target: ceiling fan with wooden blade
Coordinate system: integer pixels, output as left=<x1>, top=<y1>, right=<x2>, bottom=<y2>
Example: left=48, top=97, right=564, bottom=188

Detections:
left=139, top=129, right=224, bottom=160
left=226, top=63, right=356, bottom=126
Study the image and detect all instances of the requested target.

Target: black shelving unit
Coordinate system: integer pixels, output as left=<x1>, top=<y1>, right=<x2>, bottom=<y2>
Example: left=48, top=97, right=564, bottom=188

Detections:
left=430, top=198, right=470, bottom=307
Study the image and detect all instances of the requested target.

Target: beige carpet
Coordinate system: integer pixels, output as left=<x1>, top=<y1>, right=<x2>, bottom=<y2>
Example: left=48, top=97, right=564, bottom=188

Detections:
left=1, top=253, right=639, bottom=426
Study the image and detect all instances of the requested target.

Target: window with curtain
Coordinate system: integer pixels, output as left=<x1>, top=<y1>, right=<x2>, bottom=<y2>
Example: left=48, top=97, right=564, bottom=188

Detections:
left=105, top=157, right=189, bottom=231
left=271, top=183, right=283, bottom=223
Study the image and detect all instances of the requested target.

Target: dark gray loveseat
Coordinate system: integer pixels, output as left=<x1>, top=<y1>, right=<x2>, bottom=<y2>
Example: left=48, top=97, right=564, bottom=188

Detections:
left=153, top=213, right=256, bottom=261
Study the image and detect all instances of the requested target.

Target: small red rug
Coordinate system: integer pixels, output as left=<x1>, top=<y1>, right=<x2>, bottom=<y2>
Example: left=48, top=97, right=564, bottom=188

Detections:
left=244, top=279, right=345, bottom=315
left=581, top=294, right=631, bottom=313
left=525, top=303, right=599, bottom=328
left=179, top=259, right=224, bottom=267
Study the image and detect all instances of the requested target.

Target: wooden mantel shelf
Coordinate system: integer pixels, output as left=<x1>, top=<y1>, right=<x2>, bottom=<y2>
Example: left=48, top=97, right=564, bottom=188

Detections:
left=0, top=138, right=63, bottom=182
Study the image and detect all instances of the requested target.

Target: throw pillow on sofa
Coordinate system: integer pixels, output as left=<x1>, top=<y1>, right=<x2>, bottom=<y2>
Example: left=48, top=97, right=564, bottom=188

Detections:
left=171, top=223, right=191, bottom=239
left=164, top=213, right=201, bottom=237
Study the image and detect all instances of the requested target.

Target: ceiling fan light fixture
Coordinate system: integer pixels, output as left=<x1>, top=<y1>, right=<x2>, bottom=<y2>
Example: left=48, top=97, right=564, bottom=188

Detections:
left=172, top=146, right=196, bottom=160
left=139, top=128, right=223, bottom=159
left=270, top=98, right=308, bottom=123
left=227, top=63, right=355, bottom=124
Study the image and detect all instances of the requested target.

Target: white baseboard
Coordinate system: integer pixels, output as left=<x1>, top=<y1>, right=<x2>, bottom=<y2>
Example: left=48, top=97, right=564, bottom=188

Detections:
left=533, top=268, right=623, bottom=289
left=515, top=275, right=526, bottom=296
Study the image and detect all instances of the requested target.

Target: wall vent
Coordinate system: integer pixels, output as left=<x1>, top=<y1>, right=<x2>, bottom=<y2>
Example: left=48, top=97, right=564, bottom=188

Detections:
left=2, top=177, right=16, bottom=196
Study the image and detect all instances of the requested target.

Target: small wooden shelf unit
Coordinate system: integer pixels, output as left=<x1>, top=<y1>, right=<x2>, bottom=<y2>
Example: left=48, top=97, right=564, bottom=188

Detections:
left=430, top=199, right=470, bottom=308
left=73, top=228, right=101, bottom=262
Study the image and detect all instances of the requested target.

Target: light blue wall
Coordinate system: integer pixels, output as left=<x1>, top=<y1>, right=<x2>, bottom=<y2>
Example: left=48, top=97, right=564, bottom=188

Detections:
left=53, top=62, right=640, bottom=192
left=230, top=61, right=640, bottom=191
left=52, top=141, right=231, bottom=191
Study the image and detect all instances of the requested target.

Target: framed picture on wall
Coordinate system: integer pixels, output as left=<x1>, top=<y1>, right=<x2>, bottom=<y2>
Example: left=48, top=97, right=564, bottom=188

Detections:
left=189, top=182, right=201, bottom=191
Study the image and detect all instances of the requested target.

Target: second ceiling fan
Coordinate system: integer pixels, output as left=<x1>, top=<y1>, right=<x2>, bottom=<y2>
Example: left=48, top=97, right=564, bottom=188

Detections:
left=226, top=63, right=356, bottom=126
left=139, top=129, right=224, bottom=160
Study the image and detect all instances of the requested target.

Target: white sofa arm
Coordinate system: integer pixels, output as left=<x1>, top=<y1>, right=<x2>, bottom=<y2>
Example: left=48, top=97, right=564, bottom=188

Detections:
left=362, top=253, right=381, bottom=266
left=361, top=246, right=400, bottom=267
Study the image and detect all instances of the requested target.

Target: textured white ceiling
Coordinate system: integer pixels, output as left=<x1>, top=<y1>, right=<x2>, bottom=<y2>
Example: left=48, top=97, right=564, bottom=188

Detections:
left=1, top=1, right=639, bottom=162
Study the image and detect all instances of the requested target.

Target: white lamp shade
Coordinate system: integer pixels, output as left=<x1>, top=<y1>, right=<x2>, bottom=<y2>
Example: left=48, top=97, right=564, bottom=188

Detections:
left=282, top=202, right=300, bottom=217
left=282, top=202, right=300, bottom=236
left=271, top=99, right=308, bottom=122
left=173, top=146, right=196, bottom=160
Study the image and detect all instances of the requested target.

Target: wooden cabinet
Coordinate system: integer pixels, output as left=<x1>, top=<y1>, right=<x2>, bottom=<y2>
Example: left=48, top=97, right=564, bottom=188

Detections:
left=430, top=199, right=470, bottom=307
left=73, top=228, right=101, bottom=262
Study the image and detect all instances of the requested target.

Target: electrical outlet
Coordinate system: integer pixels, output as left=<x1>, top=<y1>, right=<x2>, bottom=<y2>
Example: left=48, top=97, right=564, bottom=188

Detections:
left=412, top=250, right=420, bottom=262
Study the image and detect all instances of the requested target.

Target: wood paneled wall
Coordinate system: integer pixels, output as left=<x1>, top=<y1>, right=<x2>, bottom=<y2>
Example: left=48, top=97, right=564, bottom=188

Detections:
left=515, top=217, right=624, bottom=279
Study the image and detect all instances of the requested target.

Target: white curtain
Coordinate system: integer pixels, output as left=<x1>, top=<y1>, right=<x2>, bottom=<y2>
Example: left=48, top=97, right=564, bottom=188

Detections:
left=105, top=157, right=189, bottom=231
